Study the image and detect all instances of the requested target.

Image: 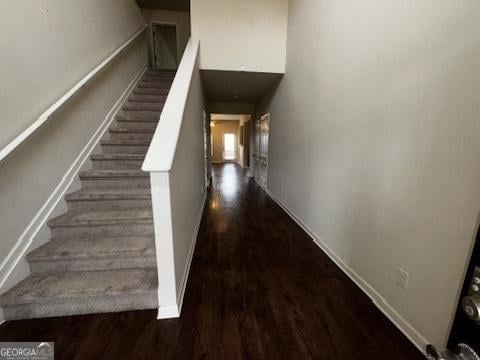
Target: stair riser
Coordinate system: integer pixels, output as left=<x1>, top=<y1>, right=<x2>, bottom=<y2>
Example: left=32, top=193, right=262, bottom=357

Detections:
left=123, top=102, right=164, bottom=112
left=115, top=122, right=157, bottom=131
left=118, top=111, right=159, bottom=121
left=92, top=159, right=144, bottom=170
left=80, top=177, right=150, bottom=189
left=109, top=132, right=154, bottom=141
left=50, top=222, right=154, bottom=238
left=67, top=198, right=152, bottom=212
left=2, top=293, right=158, bottom=320
left=133, top=88, right=169, bottom=96
left=101, top=144, right=149, bottom=154
left=29, top=256, right=156, bottom=274
left=128, top=94, right=167, bottom=103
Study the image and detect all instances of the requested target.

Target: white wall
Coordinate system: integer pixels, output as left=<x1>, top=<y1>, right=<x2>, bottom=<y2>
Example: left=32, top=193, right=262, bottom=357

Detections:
left=0, top=0, right=147, bottom=297
left=142, top=9, right=191, bottom=65
left=169, top=59, right=206, bottom=299
left=191, top=0, right=288, bottom=73
left=257, top=0, right=480, bottom=350
left=0, top=0, right=145, bottom=150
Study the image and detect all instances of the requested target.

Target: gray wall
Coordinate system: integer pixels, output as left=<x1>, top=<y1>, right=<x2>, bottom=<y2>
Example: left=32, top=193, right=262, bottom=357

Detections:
left=256, top=0, right=480, bottom=349
left=0, top=0, right=145, bottom=149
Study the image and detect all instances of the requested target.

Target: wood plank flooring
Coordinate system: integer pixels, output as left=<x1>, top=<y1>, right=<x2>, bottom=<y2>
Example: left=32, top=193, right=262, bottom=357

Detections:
left=0, top=163, right=424, bottom=359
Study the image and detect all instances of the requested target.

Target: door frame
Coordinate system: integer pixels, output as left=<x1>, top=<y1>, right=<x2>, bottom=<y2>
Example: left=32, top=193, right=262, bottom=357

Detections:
left=222, top=132, right=237, bottom=162
left=149, top=21, right=181, bottom=69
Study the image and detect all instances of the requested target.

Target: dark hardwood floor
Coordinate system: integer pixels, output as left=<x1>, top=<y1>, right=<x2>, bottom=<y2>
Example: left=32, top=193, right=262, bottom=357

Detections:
left=0, top=163, right=424, bottom=359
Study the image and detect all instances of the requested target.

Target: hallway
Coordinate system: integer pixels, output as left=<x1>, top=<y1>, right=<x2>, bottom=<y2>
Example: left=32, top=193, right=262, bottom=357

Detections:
left=0, top=164, right=423, bottom=359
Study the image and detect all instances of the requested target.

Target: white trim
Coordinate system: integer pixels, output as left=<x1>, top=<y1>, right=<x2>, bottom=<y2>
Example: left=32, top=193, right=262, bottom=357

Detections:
left=142, top=38, right=199, bottom=172
left=157, top=305, right=180, bottom=319
left=263, top=187, right=429, bottom=357
left=0, top=64, right=148, bottom=290
left=0, top=25, right=147, bottom=164
left=150, top=172, right=178, bottom=317
left=156, top=191, right=208, bottom=319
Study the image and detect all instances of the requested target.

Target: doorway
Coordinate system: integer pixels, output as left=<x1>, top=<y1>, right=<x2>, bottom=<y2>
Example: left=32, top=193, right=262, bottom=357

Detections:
left=223, top=133, right=236, bottom=161
left=151, top=24, right=178, bottom=70
left=209, top=114, right=251, bottom=166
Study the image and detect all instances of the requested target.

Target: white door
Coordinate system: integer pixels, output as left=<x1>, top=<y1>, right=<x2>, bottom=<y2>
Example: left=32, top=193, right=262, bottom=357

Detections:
left=223, top=133, right=236, bottom=161
left=259, top=114, right=270, bottom=189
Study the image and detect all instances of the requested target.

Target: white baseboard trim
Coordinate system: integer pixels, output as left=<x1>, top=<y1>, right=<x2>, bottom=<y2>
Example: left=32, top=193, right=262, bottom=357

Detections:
left=0, top=64, right=148, bottom=292
left=156, top=191, right=208, bottom=320
left=263, top=187, right=429, bottom=357
left=157, top=305, right=180, bottom=319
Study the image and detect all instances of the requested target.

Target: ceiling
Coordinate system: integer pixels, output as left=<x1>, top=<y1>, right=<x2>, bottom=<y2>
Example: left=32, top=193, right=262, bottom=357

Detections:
left=135, top=0, right=190, bottom=12
left=201, top=70, right=283, bottom=103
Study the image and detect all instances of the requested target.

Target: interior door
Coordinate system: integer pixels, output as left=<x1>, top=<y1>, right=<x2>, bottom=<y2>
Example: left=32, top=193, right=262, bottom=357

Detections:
left=446, top=227, right=480, bottom=357
left=259, top=114, right=270, bottom=190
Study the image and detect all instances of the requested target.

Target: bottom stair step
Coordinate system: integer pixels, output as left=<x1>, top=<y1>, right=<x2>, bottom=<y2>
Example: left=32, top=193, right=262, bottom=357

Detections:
left=0, top=268, right=158, bottom=320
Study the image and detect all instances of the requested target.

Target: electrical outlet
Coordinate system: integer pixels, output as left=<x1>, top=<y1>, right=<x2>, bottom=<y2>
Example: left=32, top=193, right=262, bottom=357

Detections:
left=396, top=268, right=409, bottom=289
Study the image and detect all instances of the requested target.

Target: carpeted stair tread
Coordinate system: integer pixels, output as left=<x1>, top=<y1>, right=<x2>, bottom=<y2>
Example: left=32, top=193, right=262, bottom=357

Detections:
left=48, top=209, right=153, bottom=227
left=116, top=113, right=160, bottom=122
left=133, top=87, right=170, bottom=96
left=27, top=235, right=155, bottom=263
left=90, top=154, right=146, bottom=161
left=0, top=268, right=157, bottom=306
left=65, top=188, right=151, bottom=202
left=100, top=139, right=152, bottom=146
left=79, top=168, right=148, bottom=179
left=137, top=81, right=172, bottom=89
left=109, top=125, right=155, bottom=133
left=122, top=102, right=164, bottom=112
left=128, top=94, right=167, bottom=102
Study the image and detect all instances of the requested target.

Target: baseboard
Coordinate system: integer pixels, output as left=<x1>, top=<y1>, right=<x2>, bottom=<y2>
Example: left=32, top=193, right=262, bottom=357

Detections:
left=157, top=305, right=180, bottom=319
left=157, top=190, right=208, bottom=320
left=263, top=187, right=429, bottom=357
left=0, top=64, right=147, bottom=293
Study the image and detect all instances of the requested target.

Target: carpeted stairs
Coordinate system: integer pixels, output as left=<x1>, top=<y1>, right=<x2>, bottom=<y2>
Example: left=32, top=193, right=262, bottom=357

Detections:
left=0, top=69, right=175, bottom=320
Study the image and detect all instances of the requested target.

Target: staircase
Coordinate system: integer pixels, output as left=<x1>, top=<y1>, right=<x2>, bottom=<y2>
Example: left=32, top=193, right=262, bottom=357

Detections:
left=0, top=69, right=175, bottom=320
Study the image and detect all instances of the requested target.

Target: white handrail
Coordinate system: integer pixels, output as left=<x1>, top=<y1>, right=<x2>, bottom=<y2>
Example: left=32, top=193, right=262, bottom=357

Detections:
left=0, top=25, right=147, bottom=163
left=142, top=37, right=200, bottom=172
